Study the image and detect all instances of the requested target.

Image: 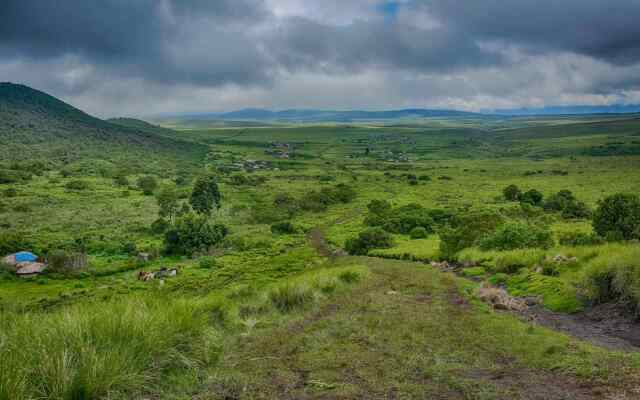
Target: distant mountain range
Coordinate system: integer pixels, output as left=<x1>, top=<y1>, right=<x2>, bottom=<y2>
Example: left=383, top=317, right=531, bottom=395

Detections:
left=159, top=104, right=640, bottom=122
left=487, top=104, right=640, bottom=116
left=160, top=108, right=479, bottom=122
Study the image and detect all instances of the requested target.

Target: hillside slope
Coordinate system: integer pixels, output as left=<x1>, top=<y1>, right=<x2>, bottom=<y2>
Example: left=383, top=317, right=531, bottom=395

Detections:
left=0, top=83, right=206, bottom=165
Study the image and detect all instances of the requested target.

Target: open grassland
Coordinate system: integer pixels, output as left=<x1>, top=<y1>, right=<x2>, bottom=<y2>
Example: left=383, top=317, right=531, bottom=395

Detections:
left=2, top=115, right=640, bottom=398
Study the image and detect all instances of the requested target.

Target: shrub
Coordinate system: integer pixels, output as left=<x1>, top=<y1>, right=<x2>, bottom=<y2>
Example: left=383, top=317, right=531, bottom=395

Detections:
left=592, top=193, right=640, bottom=241
left=271, top=221, right=297, bottom=235
left=113, top=175, right=129, bottom=187
left=64, top=180, right=90, bottom=191
left=520, top=189, right=544, bottom=206
left=503, top=184, right=522, bottom=201
left=480, top=221, right=554, bottom=251
left=164, top=213, right=228, bottom=255
left=366, top=203, right=435, bottom=234
left=151, top=218, right=170, bottom=234
left=0, top=231, right=30, bottom=255
left=137, top=176, right=158, bottom=195
left=2, top=188, right=17, bottom=198
left=199, top=256, right=217, bottom=269
left=0, top=169, right=31, bottom=184
left=345, top=227, right=394, bottom=255
left=122, top=242, right=137, bottom=255
left=418, top=175, right=431, bottom=181
left=409, top=226, right=429, bottom=239
left=269, top=283, right=315, bottom=312
left=544, top=190, right=591, bottom=219
left=190, top=175, right=221, bottom=215
left=438, top=210, right=503, bottom=259
left=558, top=231, right=605, bottom=247
left=367, top=199, right=392, bottom=215
left=338, top=270, right=361, bottom=284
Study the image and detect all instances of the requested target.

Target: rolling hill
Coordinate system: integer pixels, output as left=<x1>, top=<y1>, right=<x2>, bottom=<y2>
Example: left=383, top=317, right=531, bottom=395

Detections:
left=0, top=83, right=206, bottom=166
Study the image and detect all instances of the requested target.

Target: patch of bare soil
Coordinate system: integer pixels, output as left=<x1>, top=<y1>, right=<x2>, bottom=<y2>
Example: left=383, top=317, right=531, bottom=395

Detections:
left=306, top=228, right=346, bottom=259
left=521, top=302, right=640, bottom=352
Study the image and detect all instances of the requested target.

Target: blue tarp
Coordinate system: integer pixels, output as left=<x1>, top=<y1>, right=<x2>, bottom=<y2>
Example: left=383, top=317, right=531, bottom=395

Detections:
left=15, top=252, right=38, bottom=262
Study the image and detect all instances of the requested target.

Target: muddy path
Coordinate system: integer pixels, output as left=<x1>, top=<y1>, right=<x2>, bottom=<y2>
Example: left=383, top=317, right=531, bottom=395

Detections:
left=307, top=226, right=640, bottom=353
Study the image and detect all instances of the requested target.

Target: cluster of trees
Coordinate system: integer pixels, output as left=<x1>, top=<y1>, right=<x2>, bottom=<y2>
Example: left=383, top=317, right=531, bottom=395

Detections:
left=364, top=200, right=454, bottom=235
left=503, top=185, right=590, bottom=219
left=149, top=174, right=227, bottom=256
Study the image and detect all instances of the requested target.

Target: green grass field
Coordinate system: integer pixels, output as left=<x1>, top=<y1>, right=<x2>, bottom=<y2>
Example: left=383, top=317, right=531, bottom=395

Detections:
left=2, top=113, right=640, bottom=399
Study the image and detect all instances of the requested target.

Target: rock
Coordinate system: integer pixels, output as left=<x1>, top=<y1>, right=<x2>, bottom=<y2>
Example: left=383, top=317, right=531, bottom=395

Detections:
left=137, top=252, right=150, bottom=262
left=386, top=290, right=399, bottom=295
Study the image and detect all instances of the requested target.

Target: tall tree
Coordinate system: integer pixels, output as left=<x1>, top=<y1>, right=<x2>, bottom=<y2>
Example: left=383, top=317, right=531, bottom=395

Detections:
left=190, top=175, right=221, bottom=215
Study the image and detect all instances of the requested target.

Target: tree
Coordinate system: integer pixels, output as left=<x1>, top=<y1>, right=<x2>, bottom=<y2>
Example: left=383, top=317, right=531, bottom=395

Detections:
left=345, top=227, right=394, bottom=255
left=520, top=189, right=544, bottom=206
left=156, top=185, right=180, bottom=222
left=480, top=221, right=554, bottom=251
left=113, top=175, right=129, bottom=187
left=164, top=213, right=228, bottom=255
left=593, top=194, right=640, bottom=241
left=137, top=176, right=158, bottom=196
left=503, top=185, right=522, bottom=201
left=190, top=175, right=221, bottom=215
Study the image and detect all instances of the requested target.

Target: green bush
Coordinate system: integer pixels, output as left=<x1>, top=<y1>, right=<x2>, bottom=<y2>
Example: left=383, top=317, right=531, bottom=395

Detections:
left=0, top=232, right=30, bottom=255
left=164, top=213, right=228, bottom=256
left=503, top=184, right=522, bottom=201
left=0, top=169, right=31, bottom=184
left=592, top=193, right=640, bottom=241
left=345, top=227, right=394, bottom=255
left=137, top=176, right=158, bottom=196
left=199, top=256, right=217, bottom=269
left=520, top=189, right=544, bottom=206
left=544, top=190, right=591, bottom=219
left=151, top=218, right=170, bottom=234
left=270, top=221, right=297, bottom=235
left=64, top=180, right=90, bottom=191
left=558, top=231, right=605, bottom=247
left=480, top=221, right=554, bottom=251
left=409, top=226, right=429, bottom=239
left=439, top=210, right=503, bottom=260
left=365, top=203, right=435, bottom=234
left=2, top=188, right=17, bottom=198
left=113, top=175, right=129, bottom=187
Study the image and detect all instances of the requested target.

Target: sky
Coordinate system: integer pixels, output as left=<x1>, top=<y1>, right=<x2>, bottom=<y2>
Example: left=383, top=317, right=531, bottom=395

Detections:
left=2, top=0, right=640, bottom=117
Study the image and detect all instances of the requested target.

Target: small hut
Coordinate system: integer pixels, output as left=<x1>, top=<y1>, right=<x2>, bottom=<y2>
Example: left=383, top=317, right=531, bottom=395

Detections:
left=2, top=251, right=47, bottom=277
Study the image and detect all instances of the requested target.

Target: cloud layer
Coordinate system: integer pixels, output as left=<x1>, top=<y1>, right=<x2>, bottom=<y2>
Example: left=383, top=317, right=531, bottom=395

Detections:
left=1, top=0, right=639, bottom=116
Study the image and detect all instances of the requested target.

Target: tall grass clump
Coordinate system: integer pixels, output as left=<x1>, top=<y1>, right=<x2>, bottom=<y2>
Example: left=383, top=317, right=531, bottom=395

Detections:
left=581, top=244, right=640, bottom=314
left=269, top=283, right=316, bottom=313
left=0, top=297, right=213, bottom=400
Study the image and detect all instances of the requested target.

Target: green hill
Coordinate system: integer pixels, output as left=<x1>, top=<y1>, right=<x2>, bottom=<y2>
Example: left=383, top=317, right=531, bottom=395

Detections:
left=0, top=83, right=206, bottom=167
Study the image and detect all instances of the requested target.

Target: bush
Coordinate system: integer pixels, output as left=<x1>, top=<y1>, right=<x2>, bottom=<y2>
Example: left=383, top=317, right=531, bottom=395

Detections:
left=64, top=180, right=90, bottom=191
left=503, top=184, right=522, bottom=201
left=199, top=256, right=217, bottom=269
left=164, top=213, right=228, bottom=255
left=592, top=193, right=640, bottom=241
left=113, top=175, right=129, bottom=187
left=409, top=226, right=429, bottom=239
left=558, top=231, right=605, bottom=247
left=271, top=221, right=297, bottom=235
left=367, top=199, right=392, bottom=215
left=519, top=189, right=544, bottom=206
left=544, top=190, right=591, bottom=219
left=0, top=232, right=30, bottom=255
left=2, top=188, right=17, bottom=198
left=151, top=218, right=170, bottom=234
left=0, top=169, right=31, bottom=184
left=480, top=221, right=554, bottom=251
left=137, top=176, right=158, bottom=196
left=439, top=210, right=504, bottom=260
left=366, top=203, right=435, bottom=234
left=345, top=227, right=394, bottom=255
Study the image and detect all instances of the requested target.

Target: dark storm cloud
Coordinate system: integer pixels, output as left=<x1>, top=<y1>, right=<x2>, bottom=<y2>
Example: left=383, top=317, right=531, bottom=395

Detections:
left=266, top=16, right=502, bottom=73
left=1, top=0, right=640, bottom=115
left=0, top=0, right=272, bottom=85
left=425, top=0, right=640, bottom=65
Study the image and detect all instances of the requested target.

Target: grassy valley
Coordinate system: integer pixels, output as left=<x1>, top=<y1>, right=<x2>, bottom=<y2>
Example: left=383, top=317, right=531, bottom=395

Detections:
left=2, top=86, right=640, bottom=399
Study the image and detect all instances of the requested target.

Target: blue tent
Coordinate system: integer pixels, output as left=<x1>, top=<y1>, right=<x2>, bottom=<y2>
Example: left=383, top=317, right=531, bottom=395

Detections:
left=15, top=251, right=38, bottom=263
